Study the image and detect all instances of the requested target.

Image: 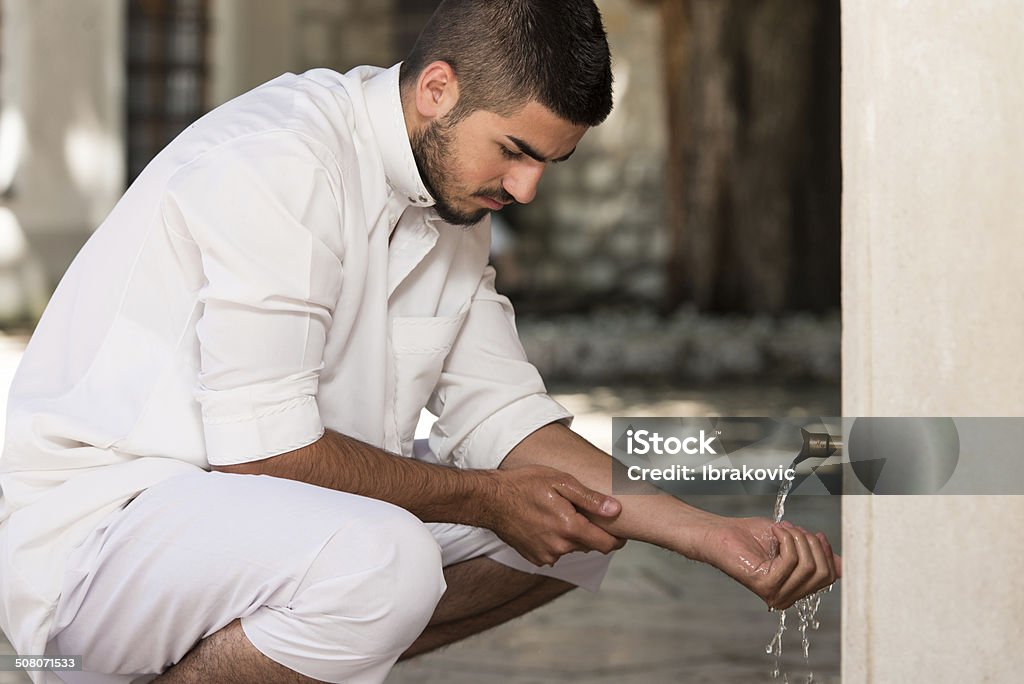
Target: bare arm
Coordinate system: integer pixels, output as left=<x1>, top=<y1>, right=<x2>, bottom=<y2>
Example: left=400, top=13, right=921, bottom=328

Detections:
left=214, top=427, right=625, bottom=566
left=501, top=422, right=841, bottom=609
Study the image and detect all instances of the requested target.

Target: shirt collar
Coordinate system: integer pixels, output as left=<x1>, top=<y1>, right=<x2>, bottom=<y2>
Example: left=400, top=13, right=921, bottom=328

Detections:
left=364, top=63, right=436, bottom=211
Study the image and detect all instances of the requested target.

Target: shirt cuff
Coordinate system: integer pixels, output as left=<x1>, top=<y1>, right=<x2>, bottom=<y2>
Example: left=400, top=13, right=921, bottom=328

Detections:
left=202, top=394, right=325, bottom=467
left=444, top=393, right=574, bottom=470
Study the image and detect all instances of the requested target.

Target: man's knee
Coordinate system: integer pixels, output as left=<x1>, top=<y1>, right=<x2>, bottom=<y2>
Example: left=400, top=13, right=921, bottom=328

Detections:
left=309, top=499, right=442, bottom=638
left=364, top=505, right=448, bottom=638
left=238, top=504, right=446, bottom=681
left=320, top=503, right=445, bottom=633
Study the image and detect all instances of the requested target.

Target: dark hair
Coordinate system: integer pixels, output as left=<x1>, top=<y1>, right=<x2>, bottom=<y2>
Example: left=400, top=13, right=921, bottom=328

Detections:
left=400, top=0, right=613, bottom=126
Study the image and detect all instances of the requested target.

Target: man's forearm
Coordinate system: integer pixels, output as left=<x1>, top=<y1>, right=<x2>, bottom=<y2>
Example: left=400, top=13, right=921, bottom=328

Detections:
left=216, top=428, right=500, bottom=527
left=504, top=423, right=841, bottom=609
left=502, top=422, right=721, bottom=562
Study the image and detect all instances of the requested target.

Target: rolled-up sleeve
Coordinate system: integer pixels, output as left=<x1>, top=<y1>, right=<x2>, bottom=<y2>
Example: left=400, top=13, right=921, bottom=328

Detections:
left=164, top=132, right=345, bottom=466
left=428, top=265, right=572, bottom=470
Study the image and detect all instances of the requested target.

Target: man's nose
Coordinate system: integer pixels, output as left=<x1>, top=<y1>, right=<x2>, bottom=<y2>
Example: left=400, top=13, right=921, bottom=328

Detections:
left=502, top=163, right=545, bottom=205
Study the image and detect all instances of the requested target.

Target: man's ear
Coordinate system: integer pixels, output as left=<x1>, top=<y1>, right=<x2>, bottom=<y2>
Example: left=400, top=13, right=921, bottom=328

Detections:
left=413, top=61, right=460, bottom=120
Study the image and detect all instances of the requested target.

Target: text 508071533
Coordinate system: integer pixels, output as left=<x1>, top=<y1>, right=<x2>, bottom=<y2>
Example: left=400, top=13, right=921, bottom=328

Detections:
left=0, top=655, right=82, bottom=671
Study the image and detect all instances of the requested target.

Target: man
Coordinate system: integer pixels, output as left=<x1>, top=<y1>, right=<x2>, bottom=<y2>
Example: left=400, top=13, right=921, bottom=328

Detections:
left=0, top=1, right=840, bottom=682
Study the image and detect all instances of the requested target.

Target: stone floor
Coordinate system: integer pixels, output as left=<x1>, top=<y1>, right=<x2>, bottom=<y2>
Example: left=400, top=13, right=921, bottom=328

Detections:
left=0, top=331, right=841, bottom=683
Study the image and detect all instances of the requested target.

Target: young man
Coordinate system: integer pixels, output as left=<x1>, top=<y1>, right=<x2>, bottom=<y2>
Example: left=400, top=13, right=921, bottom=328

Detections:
left=0, top=1, right=839, bottom=682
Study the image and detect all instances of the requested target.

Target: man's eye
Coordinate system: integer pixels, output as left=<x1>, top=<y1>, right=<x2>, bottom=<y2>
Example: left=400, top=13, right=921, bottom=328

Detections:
left=500, top=146, right=523, bottom=160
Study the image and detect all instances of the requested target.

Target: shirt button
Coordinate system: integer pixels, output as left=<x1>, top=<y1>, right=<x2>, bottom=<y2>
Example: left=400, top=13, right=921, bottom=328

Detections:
left=408, top=196, right=417, bottom=203
left=418, top=195, right=427, bottom=202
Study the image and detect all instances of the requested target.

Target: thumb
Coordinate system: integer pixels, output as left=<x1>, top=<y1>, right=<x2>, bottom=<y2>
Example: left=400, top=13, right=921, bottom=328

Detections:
left=557, top=479, right=621, bottom=517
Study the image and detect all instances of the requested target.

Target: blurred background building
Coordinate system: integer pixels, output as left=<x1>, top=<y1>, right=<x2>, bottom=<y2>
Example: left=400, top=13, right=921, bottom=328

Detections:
left=0, top=0, right=841, bottom=385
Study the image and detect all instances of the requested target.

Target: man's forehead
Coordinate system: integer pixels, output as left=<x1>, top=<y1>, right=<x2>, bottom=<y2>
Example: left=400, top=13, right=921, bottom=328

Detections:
left=494, top=101, right=588, bottom=160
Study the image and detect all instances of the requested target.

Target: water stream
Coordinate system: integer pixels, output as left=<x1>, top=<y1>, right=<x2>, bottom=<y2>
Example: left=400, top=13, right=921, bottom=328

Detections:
left=766, top=477, right=827, bottom=683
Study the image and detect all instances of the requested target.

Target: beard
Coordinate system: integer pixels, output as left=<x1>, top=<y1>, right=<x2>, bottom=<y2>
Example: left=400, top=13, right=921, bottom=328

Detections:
left=410, top=118, right=510, bottom=227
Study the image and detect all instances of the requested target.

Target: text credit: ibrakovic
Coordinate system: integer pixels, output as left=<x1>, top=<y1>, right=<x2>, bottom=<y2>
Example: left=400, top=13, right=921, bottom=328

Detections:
left=626, top=463, right=796, bottom=482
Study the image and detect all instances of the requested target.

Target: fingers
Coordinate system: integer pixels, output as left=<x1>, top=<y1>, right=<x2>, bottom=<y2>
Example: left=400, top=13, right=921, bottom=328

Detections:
left=501, top=469, right=626, bottom=566
left=817, top=532, right=843, bottom=578
left=554, top=477, right=621, bottom=518
left=525, top=525, right=623, bottom=566
left=569, top=512, right=627, bottom=554
left=816, top=532, right=838, bottom=581
left=554, top=477, right=626, bottom=553
left=768, top=525, right=797, bottom=573
left=773, top=525, right=814, bottom=608
left=806, top=530, right=836, bottom=590
left=768, top=523, right=839, bottom=609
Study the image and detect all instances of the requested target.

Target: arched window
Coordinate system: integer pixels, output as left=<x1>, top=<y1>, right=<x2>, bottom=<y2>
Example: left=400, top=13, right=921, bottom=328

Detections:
left=126, top=0, right=209, bottom=183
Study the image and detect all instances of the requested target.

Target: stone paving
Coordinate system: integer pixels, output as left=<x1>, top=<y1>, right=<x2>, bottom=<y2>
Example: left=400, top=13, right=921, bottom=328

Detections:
left=0, top=331, right=841, bottom=683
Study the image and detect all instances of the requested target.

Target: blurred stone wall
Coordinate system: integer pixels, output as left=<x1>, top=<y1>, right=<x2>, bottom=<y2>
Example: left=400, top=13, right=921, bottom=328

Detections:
left=291, top=0, right=399, bottom=73
left=520, top=309, right=840, bottom=384
left=210, top=0, right=408, bottom=107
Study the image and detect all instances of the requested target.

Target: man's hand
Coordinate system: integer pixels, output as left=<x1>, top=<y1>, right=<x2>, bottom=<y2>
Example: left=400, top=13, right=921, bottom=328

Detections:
left=695, top=517, right=842, bottom=610
left=484, top=465, right=626, bottom=567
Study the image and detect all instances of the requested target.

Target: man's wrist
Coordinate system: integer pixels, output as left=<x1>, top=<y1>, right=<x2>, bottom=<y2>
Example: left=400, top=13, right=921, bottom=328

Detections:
left=464, top=468, right=503, bottom=530
left=658, top=500, right=723, bottom=562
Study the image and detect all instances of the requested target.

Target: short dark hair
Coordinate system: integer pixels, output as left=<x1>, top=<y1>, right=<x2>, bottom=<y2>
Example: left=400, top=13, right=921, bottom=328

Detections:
left=400, top=0, right=613, bottom=127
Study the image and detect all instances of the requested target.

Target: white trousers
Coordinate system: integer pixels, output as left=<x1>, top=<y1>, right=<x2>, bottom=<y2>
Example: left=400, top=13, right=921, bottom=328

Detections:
left=44, top=465, right=612, bottom=683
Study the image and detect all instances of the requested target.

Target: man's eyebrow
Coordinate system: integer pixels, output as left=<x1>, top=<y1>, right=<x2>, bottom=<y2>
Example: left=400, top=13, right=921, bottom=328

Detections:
left=506, top=136, right=576, bottom=164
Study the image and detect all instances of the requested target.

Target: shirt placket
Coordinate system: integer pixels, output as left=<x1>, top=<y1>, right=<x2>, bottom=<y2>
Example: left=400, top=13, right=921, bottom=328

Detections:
left=386, top=209, right=439, bottom=299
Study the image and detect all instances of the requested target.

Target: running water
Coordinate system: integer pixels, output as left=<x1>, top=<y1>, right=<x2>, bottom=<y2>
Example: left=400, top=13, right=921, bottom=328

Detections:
left=772, top=478, right=793, bottom=523
left=766, top=477, right=826, bottom=684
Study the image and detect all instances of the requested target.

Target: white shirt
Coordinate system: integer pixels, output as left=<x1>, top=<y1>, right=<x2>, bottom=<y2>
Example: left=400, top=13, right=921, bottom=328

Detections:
left=0, top=63, right=571, bottom=666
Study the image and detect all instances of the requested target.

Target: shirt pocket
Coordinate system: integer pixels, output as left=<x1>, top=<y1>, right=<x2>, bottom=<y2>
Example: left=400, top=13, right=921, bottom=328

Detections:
left=391, top=309, right=468, bottom=454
